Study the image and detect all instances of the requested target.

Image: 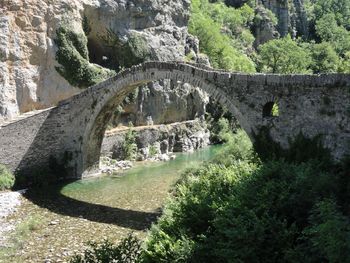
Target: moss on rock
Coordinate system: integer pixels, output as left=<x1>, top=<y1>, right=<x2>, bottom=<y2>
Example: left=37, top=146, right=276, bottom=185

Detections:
left=55, top=27, right=115, bottom=89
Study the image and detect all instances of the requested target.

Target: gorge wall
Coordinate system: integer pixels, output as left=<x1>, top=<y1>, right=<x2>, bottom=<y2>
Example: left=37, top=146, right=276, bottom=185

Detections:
left=102, top=120, right=210, bottom=161
left=0, top=0, right=207, bottom=124
left=257, top=0, right=309, bottom=38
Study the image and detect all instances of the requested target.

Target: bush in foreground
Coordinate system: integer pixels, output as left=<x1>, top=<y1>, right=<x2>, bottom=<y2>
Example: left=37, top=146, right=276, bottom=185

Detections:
left=70, top=234, right=142, bottom=263
left=142, top=131, right=350, bottom=263
left=0, top=164, right=15, bottom=191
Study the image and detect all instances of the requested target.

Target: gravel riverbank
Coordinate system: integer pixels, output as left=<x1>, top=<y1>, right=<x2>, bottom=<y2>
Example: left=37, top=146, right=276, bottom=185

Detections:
left=0, top=190, right=24, bottom=247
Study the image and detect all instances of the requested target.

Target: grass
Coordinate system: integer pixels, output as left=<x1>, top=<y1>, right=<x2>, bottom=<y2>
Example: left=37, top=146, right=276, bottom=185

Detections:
left=0, top=216, right=44, bottom=261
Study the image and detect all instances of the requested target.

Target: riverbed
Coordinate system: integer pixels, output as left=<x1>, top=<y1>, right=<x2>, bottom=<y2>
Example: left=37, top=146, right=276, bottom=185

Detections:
left=0, top=145, right=223, bottom=263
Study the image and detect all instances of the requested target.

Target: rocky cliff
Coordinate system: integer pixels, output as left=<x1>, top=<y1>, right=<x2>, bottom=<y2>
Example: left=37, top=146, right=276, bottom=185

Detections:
left=225, top=0, right=309, bottom=45
left=257, top=0, right=309, bottom=38
left=0, top=0, right=206, bottom=123
left=101, top=119, right=210, bottom=161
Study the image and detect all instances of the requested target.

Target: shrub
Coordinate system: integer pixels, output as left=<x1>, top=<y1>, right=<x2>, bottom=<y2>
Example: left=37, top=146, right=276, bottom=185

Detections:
left=15, top=216, right=43, bottom=236
left=142, top=162, right=255, bottom=263
left=0, top=164, right=14, bottom=191
left=211, top=129, right=258, bottom=166
left=293, top=198, right=350, bottom=262
left=209, top=117, right=233, bottom=144
left=142, top=124, right=350, bottom=263
left=121, top=129, right=138, bottom=161
left=70, top=234, right=142, bottom=263
left=148, top=145, right=158, bottom=158
left=144, top=157, right=350, bottom=262
left=253, top=127, right=332, bottom=167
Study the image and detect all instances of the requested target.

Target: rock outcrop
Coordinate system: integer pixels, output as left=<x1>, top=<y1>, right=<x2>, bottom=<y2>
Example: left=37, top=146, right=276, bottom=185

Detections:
left=253, top=5, right=280, bottom=47
left=111, top=81, right=208, bottom=126
left=101, top=120, right=210, bottom=161
left=223, top=0, right=309, bottom=45
left=0, top=0, right=206, bottom=123
left=258, top=0, right=309, bottom=38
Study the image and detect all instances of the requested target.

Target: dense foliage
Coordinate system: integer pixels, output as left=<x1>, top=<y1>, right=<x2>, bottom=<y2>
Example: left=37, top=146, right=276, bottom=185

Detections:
left=188, top=0, right=350, bottom=74
left=99, top=30, right=151, bottom=71
left=258, top=35, right=311, bottom=73
left=189, top=0, right=256, bottom=72
left=142, top=130, right=350, bottom=263
left=208, top=117, right=233, bottom=144
left=0, top=164, right=14, bottom=191
left=70, top=234, right=142, bottom=263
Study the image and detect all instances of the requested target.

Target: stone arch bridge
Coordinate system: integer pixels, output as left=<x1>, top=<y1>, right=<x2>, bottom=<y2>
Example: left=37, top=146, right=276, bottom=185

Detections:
left=0, top=61, right=349, bottom=180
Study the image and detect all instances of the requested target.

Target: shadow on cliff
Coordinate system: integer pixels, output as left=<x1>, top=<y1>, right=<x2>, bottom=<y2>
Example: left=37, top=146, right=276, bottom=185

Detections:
left=23, top=182, right=160, bottom=231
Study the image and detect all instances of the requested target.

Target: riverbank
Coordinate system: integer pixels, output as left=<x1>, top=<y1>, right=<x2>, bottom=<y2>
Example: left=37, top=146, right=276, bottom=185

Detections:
left=0, top=190, right=24, bottom=248
left=102, top=119, right=210, bottom=161
left=98, top=119, right=210, bottom=174
left=0, top=145, right=223, bottom=262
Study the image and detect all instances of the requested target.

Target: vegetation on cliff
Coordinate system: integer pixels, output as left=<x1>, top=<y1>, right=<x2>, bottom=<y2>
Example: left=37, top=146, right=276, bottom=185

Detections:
left=189, top=0, right=256, bottom=72
left=55, top=27, right=115, bottom=89
left=55, top=26, right=150, bottom=88
left=99, top=30, right=151, bottom=71
left=189, top=0, right=350, bottom=74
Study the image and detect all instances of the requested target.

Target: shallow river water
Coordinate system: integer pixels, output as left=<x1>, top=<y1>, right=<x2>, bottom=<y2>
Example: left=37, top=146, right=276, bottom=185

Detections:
left=1, top=145, right=223, bottom=263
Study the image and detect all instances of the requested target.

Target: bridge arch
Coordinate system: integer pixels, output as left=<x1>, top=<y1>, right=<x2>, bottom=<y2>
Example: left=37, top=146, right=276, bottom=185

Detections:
left=80, top=62, right=251, bottom=176
left=1, top=61, right=349, bottom=181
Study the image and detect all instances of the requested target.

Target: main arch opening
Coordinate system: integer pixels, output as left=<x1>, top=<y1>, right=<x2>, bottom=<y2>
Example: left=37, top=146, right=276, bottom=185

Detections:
left=80, top=64, right=252, bottom=177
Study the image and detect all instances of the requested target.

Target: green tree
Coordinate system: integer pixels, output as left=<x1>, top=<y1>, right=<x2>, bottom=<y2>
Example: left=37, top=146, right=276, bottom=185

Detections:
left=310, top=42, right=339, bottom=73
left=258, top=35, right=312, bottom=73
left=315, top=14, right=350, bottom=56
left=121, top=129, right=138, bottom=161
left=306, top=0, right=350, bottom=30
left=189, top=0, right=256, bottom=72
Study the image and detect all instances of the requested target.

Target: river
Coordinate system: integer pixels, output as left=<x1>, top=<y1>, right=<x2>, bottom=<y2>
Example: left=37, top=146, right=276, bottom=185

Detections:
left=0, top=145, right=223, bottom=263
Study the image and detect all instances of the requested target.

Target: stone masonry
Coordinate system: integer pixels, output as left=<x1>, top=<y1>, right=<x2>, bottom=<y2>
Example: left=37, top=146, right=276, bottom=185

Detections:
left=0, top=61, right=349, bottom=180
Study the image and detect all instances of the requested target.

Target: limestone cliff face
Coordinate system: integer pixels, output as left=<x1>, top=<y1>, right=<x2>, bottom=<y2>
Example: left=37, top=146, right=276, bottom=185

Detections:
left=111, top=81, right=208, bottom=126
left=0, top=0, right=204, bottom=124
left=258, top=0, right=309, bottom=38
left=253, top=5, right=280, bottom=47
left=0, top=0, right=83, bottom=121
left=223, top=0, right=309, bottom=45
